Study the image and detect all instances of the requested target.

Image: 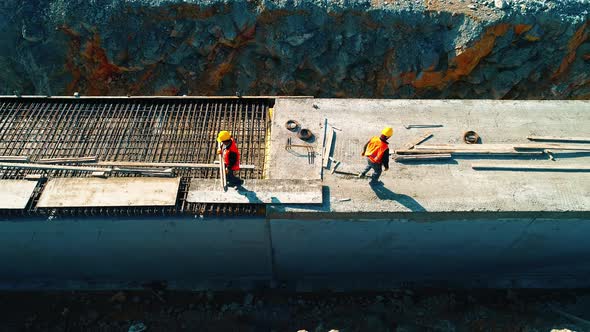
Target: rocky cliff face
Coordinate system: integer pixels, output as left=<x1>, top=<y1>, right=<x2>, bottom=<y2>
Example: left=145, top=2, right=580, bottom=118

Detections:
left=0, top=0, right=588, bottom=98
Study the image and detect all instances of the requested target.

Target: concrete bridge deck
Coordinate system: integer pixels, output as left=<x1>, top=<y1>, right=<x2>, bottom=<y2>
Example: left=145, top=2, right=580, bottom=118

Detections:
left=1, top=97, right=589, bottom=290
left=267, top=99, right=590, bottom=216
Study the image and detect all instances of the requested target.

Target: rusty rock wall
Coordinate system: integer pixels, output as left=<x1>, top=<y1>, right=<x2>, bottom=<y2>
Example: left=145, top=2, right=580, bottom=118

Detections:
left=0, top=0, right=589, bottom=98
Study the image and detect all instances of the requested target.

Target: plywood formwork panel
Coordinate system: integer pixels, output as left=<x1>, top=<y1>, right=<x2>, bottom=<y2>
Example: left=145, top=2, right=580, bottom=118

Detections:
left=187, top=179, right=322, bottom=204
left=0, top=180, right=38, bottom=209
left=36, top=177, right=181, bottom=208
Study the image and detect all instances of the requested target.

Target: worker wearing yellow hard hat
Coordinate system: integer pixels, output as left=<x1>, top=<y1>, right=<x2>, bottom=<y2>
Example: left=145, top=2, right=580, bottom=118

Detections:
left=217, top=130, right=243, bottom=187
left=358, top=126, right=393, bottom=185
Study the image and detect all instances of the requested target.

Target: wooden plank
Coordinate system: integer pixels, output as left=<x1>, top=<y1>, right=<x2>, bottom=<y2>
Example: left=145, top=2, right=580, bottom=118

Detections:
left=0, top=162, right=111, bottom=172
left=527, top=136, right=590, bottom=143
left=395, top=149, right=543, bottom=156
left=407, top=144, right=546, bottom=155
left=0, top=162, right=174, bottom=176
left=186, top=179, right=322, bottom=204
left=322, top=128, right=336, bottom=169
left=0, top=156, right=30, bottom=162
left=0, top=180, right=38, bottom=209
left=37, top=156, right=98, bottom=164
left=414, top=144, right=516, bottom=150
left=92, top=162, right=256, bottom=169
left=36, top=177, right=181, bottom=208
left=25, top=174, right=44, bottom=180
left=0, top=162, right=182, bottom=177
left=320, top=118, right=328, bottom=179
left=218, top=142, right=227, bottom=191
left=472, top=163, right=590, bottom=172
left=514, top=144, right=590, bottom=151
left=451, top=151, right=544, bottom=156
left=112, top=167, right=174, bottom=177
left=394, top=153, right=452, bottom=162
left=397, top=148, right=512, bottom=154
left=333, top=170, right=361, bottom=176
left=403, top=131, right=433, bottom=149
left=91, top=171, right=108, bottom=178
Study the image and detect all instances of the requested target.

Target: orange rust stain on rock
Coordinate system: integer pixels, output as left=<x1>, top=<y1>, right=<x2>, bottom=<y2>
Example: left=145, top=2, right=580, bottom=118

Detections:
left=195, top=23, right=257, bottom=95
left=60, top=26, right=128, bottom=95
left=81, top=33, right=125, bottom=95
left=196, top=58, right=231, bottom=95
left=130, top=3, right=219, bottom=22
left=400, top=72, right=417, bottom=85
left=374, top=49, right=396, bottom=97
left=584, top=53, right=590, bottom=61
left=213, top=60, right=234, bottom=81
left=334, top=91, right=347, bottom=98
left=414, top=71, right=444, bottom=88
left=128, top=61, right=166, bottom=96
left=185, top=35, right=195, bottom=46
left=59, top=25, right=83, bottom=94
left=514, top=24, right=532, bottom=35
left=407, top=23, right=510, bottom=89
left=552, top=21, right=589, bottom=80
left=156, top=85, right=180, bottom=96
left=362, top=16, right=380, bottom=30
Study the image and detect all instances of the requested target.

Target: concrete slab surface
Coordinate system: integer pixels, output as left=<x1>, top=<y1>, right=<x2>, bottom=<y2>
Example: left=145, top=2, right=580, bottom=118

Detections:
left=36, top=177, right=181, bottom=208
left=267, top=98, right=323, bottom=180
left=187, top=179, right=322, bottom=204
left=268, top=99, right=590, bottom=215
left=0, top=180, right=38, bottom=209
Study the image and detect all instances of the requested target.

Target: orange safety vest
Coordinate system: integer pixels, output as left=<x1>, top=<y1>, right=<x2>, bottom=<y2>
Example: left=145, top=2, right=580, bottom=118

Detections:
left=364, top=136, right=388, bottom=163
left=223, top=138, right=240, bottom=171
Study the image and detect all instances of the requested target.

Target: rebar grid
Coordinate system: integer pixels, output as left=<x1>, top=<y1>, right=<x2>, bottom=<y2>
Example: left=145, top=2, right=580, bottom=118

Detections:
left=0, top=98, right=271, bottom=217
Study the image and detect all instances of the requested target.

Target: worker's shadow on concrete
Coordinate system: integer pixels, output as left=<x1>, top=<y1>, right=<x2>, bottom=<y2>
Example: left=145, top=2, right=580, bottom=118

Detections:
left=552, top=151, right=590, bottom=159
left=236, top=186, right=264, bottom=204
left=370, top=183, right=426, bottom=212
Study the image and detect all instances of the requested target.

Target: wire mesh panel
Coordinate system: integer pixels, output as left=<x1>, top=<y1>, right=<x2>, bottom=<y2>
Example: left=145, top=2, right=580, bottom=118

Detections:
left=0, top=97, right=272, bottom=217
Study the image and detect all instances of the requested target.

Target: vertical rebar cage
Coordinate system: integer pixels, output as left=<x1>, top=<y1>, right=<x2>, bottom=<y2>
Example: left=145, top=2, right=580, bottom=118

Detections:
left=0, top=97, right=272, bottom=217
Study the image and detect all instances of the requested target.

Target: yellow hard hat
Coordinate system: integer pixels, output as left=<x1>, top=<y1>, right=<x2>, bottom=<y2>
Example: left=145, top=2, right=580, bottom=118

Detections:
left=217, top=130, right=231, bottom=142
left=381, top=127, right=393, bottom=137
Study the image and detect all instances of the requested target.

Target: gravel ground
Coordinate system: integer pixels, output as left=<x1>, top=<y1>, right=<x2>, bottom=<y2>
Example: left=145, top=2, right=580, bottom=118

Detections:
left=1, top=288, right=590, bottom=331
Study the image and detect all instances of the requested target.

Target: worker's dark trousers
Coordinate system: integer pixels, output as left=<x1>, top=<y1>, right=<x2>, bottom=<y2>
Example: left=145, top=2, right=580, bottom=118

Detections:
left=361, top=159, right=382, bottom=183
left=227, top=169, right=243, bottom=187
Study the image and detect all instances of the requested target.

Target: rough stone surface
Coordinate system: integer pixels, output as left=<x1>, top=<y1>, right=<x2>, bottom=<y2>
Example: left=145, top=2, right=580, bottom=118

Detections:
left=0, top=0, right=589, bottom=98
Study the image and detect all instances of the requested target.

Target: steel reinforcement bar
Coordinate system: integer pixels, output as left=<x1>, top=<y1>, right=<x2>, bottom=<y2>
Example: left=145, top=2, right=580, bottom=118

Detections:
left=0, top=97, right=272, bottom=217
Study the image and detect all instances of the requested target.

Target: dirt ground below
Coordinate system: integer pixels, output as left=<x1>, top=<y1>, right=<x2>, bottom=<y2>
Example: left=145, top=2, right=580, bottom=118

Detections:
left=1, top=288, right=589, bottom=331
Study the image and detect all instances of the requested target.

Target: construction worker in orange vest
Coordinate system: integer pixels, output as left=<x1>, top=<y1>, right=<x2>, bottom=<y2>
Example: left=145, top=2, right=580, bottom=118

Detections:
left=217, top=130, right=243, bottom=187
left=358, top=127, right=393, bottom=185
